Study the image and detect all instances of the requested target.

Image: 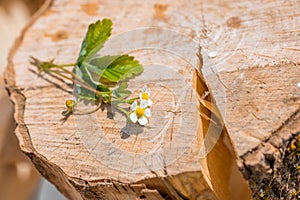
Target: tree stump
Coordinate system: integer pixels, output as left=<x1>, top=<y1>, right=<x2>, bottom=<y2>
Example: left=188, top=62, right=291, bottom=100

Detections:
left=5, top=0, right=300, bottom=199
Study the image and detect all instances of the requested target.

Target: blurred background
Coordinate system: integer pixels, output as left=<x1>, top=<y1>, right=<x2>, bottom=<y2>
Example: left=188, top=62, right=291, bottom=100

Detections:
left=0, top=0, right=65, bottom=199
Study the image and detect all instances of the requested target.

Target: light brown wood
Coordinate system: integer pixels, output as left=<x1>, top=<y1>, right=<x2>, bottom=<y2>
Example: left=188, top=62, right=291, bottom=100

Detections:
left=4, top=0, right=300, bottom=199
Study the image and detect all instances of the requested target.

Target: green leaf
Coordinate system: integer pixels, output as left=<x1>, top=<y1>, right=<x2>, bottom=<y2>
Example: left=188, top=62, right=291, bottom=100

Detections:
left=73, top=19, right=143, bottom=104
left=88, top=55, right=143, bottom=83
left=76, top=85, right=111, bottom=103
left=76, top=88, right=99, bottom=101
left=74, top=66, right=111, bottom=102
left=80, top=57, right=117, bottom=85
left=112, top=82, right=131, bottom=99
left=77, top=19, right=112, bottom=66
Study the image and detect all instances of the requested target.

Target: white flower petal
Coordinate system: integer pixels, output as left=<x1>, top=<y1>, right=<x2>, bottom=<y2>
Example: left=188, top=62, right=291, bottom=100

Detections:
left=146, top=88, right=151, bottom=96
left=130, top=113, right=138, bottom=123
left=140, top=100, right=148, bottom=108
left=138, top=116, right=148, bottom=125
left=142, top=85, right=151, bottom=96
left=147, top=99, right=153, bottom=107
left=139, top=93, right=142, bottom=100
left=131, top=101, right=137, bottom=111
left=145, top=108, right=151, bottom=117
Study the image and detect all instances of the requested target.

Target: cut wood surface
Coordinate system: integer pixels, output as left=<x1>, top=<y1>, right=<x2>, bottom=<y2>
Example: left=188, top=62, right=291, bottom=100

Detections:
left=4, top=0, right=300, bottom=199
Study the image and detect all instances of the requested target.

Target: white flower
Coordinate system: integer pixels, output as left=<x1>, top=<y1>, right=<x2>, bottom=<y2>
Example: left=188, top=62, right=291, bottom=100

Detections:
left=129, top=101, right=151, bottom=125
left=139, top=85, right=153, bottom=107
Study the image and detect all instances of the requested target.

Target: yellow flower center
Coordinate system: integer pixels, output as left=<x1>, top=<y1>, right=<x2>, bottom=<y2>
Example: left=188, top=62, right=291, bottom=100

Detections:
left=136, top=107, right=145, bottom=117
left=66, top=100, right=74, bottom=109
left=142, top=92, right=149, bottom=100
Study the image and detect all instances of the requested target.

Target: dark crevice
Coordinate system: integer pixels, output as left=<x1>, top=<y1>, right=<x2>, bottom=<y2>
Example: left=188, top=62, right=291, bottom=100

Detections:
left=243, top=132, right=300, bottom=200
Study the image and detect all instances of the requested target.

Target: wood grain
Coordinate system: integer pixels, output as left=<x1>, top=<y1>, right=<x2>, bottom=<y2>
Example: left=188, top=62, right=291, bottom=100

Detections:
left=5, top=0, right=300, bottom=199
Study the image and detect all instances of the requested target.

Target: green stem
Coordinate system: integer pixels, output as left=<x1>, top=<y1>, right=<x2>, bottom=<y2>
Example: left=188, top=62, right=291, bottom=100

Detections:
left=53, top=64, right=86, bottom=83
left=57, top=65, right=79, bottom=79
left=31, top=57, right=113, bottom=103
left=128, top=97, right=139, bottom=103
left=113, top=97, right=139, bottom=104
left=48, top=69, right=111, bottom=96
left=115, top=106, right=129, bottom=116
left=73, top=103, right=102, bottom=115
left=48, top=69, right=74, bottom=82
left=60, top=63, right=76, bottom=67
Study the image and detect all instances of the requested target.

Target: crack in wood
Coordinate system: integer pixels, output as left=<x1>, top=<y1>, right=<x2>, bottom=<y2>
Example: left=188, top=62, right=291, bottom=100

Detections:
left=242, top=106, right=300, bottom=159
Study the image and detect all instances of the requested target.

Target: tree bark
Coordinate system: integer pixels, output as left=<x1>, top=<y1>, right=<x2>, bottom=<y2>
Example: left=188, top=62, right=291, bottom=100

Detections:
left=4, top=0, right=300, bottom=199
